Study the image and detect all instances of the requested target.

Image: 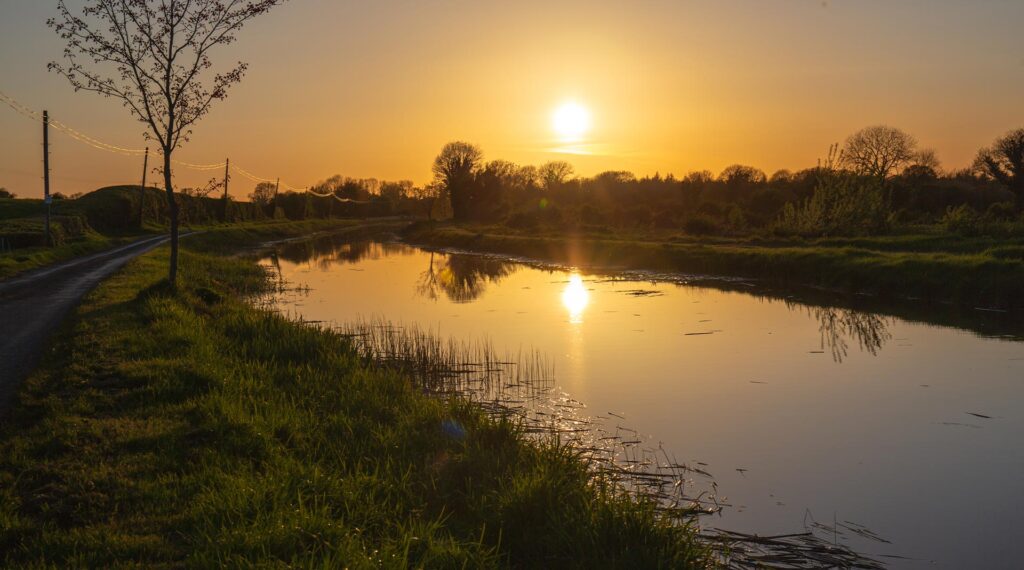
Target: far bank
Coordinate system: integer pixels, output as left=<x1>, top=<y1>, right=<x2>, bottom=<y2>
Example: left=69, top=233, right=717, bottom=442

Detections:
left=403, top=223, right=1024, bottom=309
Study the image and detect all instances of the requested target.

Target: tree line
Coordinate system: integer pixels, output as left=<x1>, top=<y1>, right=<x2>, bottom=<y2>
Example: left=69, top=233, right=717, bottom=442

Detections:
left=421, top=126, right=1024, bottom=238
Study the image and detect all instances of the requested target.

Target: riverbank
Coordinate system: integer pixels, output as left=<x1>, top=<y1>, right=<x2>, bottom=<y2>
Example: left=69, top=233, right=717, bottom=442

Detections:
left=404, top=223, right=1024, bottom=309
left=0, top=222, right=707, bottom=567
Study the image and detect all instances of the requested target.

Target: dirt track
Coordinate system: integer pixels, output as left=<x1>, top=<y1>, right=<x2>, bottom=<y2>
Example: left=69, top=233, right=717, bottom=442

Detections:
left=0, top=234, right=171, bottom=411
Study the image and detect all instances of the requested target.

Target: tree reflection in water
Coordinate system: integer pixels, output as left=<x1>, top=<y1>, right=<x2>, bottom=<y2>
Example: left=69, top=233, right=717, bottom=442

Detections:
left=276, top=238, right=410, bottom=269
left=807, top=306, right=893, bottom=363
left=417, top=252, right=516, bottom=303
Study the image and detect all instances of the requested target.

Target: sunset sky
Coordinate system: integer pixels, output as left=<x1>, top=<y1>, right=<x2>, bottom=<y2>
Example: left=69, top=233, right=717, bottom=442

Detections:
left=1, top=0, right=1022, bottom=198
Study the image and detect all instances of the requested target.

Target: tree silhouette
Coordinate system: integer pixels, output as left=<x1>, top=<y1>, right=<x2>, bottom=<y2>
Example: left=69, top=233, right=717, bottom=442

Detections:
left=539, top=161, right=574, bottom=190
left=432, top=142, right=482, bottom=222
left=718, top=164, right=767, bottom=185
left=48, top=0, right=285, bottom=286
left=841, top=126, right=917, bottom=181
left=974, top=128, right=1024, bottom=207
left=250, top=181, right=276, bottom=207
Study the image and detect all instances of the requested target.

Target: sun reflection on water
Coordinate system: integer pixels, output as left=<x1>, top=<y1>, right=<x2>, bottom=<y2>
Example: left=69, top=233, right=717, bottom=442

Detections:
left=562, top=273, right=590, bottom=324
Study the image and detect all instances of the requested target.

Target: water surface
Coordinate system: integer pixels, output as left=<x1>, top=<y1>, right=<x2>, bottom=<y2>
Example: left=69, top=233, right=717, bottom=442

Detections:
left=261, top=235, right=1024, bottom=568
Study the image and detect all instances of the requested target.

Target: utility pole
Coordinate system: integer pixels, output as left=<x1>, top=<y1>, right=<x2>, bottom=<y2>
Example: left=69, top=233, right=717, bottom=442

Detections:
left=222, top=158, right=230, bottom=222
left=273, top=177, right=280, bottom=218
left=42, top=110, right=51, bottom=246
left=139, top=146, right=149, bottom=226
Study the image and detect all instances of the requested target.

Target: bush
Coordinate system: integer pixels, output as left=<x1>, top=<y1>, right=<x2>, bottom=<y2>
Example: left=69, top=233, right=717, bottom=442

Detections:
left=578, top=204, right=607, bottom=226
left=652, top=209, right=677, bottom=229
left=682, top=215, right=721, bottom=236
left=696, top=201, right=724, bottom=217
left=505, top=211, right=539, bottom=230
left=726, top=204, right=747, bottom=231
left=774, top=148, right=890, bottom=237
left=941, top=205, right=984, bottom=236
left=538, top=204, right=564, bottom=226
left=986, top=201, right=1018, bottom=222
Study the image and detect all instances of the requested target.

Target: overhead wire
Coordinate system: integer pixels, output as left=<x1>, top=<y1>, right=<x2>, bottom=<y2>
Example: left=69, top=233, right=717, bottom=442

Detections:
left=172, top=159, right=226, bottom=171
left=0, top=89, right=361, bottom=201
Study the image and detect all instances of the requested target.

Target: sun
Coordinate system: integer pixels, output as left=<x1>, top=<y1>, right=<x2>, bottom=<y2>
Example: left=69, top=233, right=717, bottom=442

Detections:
left=561, top=273, right=590, bottom=323
left=552, top=101, right=591, bottom=142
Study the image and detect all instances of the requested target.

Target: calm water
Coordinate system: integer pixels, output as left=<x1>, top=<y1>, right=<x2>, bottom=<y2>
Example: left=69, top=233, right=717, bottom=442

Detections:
left=261, top=235, right=1024, bottom=568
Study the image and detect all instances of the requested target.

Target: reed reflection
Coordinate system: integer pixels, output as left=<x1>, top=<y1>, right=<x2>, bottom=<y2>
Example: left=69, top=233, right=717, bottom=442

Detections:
left=416, top=252, right=516, bottom=303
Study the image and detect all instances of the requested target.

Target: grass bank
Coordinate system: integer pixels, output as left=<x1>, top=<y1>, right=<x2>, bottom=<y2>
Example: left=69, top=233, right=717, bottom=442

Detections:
left=405, top=223, right=1024, bottom=309
left=0, top=216, right=386, bottom=280
left=0, top=224, right=706, bottom=568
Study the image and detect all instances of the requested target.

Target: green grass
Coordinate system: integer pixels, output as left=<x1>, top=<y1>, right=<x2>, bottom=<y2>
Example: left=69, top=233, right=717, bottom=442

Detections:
left=405, top=223, right=1024, bottom=309
left=0, top=215, right=389, bottom=281
left=0, top=198, right=50, bottom=220
left=0, top=225, right=706, bottom=568
left=0, top=229, right=123, bottom=280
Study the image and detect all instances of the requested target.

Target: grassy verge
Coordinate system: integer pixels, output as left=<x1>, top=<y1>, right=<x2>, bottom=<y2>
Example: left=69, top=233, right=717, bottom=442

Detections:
left=405, top=223, right=1024, bottom=309
left=0, top=230, right=124, bottom=280
left=0, top=225, right=706, bottom=568
left=0, top=217, right=391, bottom=281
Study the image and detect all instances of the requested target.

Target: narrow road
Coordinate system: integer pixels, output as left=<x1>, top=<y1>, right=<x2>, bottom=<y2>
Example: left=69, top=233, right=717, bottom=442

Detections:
left=0, top=234, right=172, bottom=410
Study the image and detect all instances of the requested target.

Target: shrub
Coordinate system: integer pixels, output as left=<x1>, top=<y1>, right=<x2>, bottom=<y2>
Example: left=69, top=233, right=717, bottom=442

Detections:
left=726, top=204, right=747, bottom=231
left=941, top=204, right=984, bottom=236
left=682, top=215, right=721, bottom=236
left=696, top=201, right=724, bottom=217
left=578, top=204, right=607, bottom=226
left=775, top=146, right=890, bottom=237
left=652, top=209, right=677, bottom=229
left=986, top=201, right=1018, bottom=222
left=505, top=211, right=539, bottom=230
left=620, top=206, right=652, bottom=227
left=538, top=204, right=564, bottom=226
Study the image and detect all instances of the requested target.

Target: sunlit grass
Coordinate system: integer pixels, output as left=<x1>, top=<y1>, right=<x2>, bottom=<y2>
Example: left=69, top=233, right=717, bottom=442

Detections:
left=0, top=223, right=708, bottom=568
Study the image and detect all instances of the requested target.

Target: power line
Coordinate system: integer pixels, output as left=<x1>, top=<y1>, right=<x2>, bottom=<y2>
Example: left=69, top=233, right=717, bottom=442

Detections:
left=172, top=159, right=226, bottom=171
left=1, top=89, right=328, bottom=197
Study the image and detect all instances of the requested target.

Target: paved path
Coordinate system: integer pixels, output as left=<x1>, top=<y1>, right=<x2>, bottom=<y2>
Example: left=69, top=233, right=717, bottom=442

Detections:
left=0, top=234, right=172, bottom=410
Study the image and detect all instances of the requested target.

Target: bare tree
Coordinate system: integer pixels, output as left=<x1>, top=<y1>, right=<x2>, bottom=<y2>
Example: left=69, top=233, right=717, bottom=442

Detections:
left=841, top=125, right=917, bottom=180
left=432, top=141, right=482, bottom=221
left=974, top=128, right=1024, bottom=207
left=515, top=165, right=540, bottom=191
left=49, top=0, right=285, bottom=286
left=411, top=183, right=443, bottom=220
left=538, top=160, right=574, bottom=190
left=902, top=148, right=941, bottom=180
left=682, top=170, right=714, bottom=185
left=180, top=176, right=224, bottom=198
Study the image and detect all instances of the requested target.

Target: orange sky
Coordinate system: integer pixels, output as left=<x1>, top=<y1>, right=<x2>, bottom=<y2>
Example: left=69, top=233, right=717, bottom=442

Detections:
left=1, top=0, right=1023, bottom=198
